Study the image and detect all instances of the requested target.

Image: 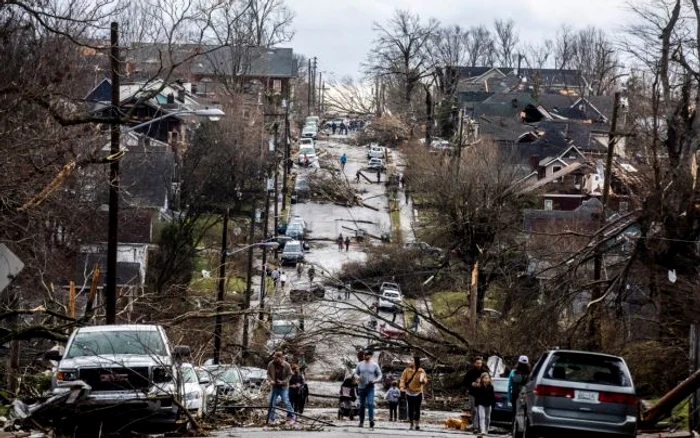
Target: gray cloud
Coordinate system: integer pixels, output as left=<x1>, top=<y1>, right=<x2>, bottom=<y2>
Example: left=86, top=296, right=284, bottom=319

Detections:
left=288, top=0, right=631, bottom=78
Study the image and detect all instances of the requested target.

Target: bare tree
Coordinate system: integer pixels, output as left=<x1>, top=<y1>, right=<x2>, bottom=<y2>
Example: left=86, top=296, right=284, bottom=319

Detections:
left=365, top=9, right=439, bottom=118
left=493, top=18, right=519, bottom=67
left=555, top=24, right=576, bottom=70
left=572, top=26, right=621, bottom=95
left=324, top=76, right=376, bottom=116
left=465, top=25, right=494, bottom=67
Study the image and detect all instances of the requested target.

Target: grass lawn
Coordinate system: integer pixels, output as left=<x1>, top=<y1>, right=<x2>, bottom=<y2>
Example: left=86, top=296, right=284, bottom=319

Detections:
left=430, top=290, right=468, bottom=325
left=647, top=397, right=689, bottom=430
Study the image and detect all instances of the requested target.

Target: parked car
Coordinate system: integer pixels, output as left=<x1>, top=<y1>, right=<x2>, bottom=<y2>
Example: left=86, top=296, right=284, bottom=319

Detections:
left=288, top=215, right=308, bottom=231
left=380, top=281, right=402, bottom=295
left=305, top=116, right=320, bottom=126
left=269, top=234, right=293, bottom=250
left=266, top=315, right=302, bottom=353
left=199, top=365, right=245, bottom=413
left=299, top=137, right=315, bottom=148
left=179, top=363, right=205, bottom=418
left=240, top=367, right=267, bottom=389
left=378, top=288, right=402, bottom=311
left=301, top=125, right=318, bottom=140
left=285, top=222, right=305, bottom=240
left=491, top=377, right=513, bottom=426
left=291, top=175, right=310, bottom=204
left=368, top=145, right=386, bottom=159
left=368, top=157, right=385, bottom=172
left=281, top=240, right=304, bottom=265
left=47, top=324, right=188, bottom=426
left=404, top=241, right=443, bottom=258
left=513, top=349, right=637, bottom=438
left=297, top=146, right=318, bottom=165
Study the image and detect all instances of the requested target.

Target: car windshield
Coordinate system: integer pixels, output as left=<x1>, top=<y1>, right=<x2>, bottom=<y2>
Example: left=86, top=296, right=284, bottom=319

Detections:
left=66, top=330, right=166, bottom=358
left=544, top=352, right=631, bottom=387
left=284, top=242, right=301, bottom=252
left=383, top=292, right=400, bottom=299
left=492, top=378, right=509, bottom=393
left=300, top=149, right=315, bottom=157
left=181, top=367, right=198, bottom=384
left=210, top=367, right=241, bottom=384
left=272, top=323, right=295, bottom=335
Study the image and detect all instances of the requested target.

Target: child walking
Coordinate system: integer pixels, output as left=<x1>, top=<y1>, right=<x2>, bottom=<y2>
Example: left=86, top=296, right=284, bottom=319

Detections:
left=474, top=372, right=496, bottom=434
left=384, top=381, right=401, bottom=421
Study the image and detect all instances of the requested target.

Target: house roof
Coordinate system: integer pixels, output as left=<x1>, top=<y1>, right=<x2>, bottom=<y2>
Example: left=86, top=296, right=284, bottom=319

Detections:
left=120, top=145, right=174, bottom=210
left=518, top=128, right=570, bottom=163
left=75, top=252, right=141, bottom=287
left=191, top=46, right=296, bottom=78
left=538, top=121, right=607, bottom=152
left=518, top=162, right=587, bottom=194
left=477, top=115, right=530, bottom=143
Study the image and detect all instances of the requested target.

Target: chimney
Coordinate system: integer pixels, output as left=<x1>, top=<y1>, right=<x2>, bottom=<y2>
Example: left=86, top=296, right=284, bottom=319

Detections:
left=166, top=93, right=175, bottom=104
left=517, top=54, right=523, bottom=77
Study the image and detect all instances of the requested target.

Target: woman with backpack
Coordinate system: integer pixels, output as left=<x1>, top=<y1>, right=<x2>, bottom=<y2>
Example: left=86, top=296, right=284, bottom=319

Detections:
left=508, top=356, right=531, bottom=420
left=399, top=355, right=429, bottom=431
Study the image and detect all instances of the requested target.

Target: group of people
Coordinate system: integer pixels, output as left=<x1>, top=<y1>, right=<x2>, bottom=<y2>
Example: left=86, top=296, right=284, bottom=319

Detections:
left=336, top=233, right=351, bottom=251
left=330, top=120, right=364, bottom=135
left=268, top=349, right=530, bottom=432
left=266, top=351, right=309, bottom=425
left=267, top=267, right=288, bottom=290
left=465, top=355, right=531, bottom=434
left=337, top=349, right=429, bottom=431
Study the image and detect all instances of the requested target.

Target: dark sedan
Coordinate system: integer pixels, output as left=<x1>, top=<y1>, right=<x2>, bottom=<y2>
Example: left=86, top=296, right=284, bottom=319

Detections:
left=491, top=377, right=513, bottom=425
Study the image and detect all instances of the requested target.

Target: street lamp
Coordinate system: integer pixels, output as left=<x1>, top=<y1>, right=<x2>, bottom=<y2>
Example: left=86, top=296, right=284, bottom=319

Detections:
left=105, top=107, right=225, bottom=324
left=213, top=240, right=279, bottom=364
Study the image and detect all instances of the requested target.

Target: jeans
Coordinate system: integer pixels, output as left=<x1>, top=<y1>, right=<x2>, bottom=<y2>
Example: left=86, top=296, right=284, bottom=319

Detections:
left=267, top=386, right=294, bottom=423
left=469, top=395, right=479, bottom=430
left=388, top=401, right=398, bottom=421
left=477, top=405, right=492, bottom=433
left=358, top=386, right=375, bottom=423
left=407, top=393, right=423, bottom=423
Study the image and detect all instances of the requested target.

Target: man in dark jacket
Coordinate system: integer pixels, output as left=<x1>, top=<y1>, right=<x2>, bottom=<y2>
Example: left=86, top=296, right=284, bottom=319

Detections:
left=464, top=356, right=490, bottom=431
left=267, top=352, right=295, bottom=424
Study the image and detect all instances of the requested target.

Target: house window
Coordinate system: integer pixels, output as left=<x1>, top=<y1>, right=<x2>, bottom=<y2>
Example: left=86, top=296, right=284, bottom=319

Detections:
left=273, top=79, right=282, bottom=94
left=544, top=199, right=553, bottom=211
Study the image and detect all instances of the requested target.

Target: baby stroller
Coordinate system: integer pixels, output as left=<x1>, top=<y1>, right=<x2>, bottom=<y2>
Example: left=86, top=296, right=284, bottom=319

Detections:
left=338, top=377, right=359, bottom=420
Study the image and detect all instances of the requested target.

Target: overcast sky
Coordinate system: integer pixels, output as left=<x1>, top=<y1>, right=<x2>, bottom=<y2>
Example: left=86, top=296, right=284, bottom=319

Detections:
left=288, top=0, right=633, bottom=80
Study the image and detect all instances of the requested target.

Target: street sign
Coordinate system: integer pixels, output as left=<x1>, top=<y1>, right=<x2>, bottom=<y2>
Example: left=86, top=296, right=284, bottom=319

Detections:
left=0, top=244, right=24, bottom=293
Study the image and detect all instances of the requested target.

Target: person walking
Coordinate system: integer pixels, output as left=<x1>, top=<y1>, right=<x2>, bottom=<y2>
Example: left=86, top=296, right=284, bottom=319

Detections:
left=340, top=153, right=347, bottom=171
left=399, top=355, right=429, bottom=431
left=289, top=365, right=306, bottom=414
left=354, top=349, right=382, bottom=428
left=280, top=270, right=287, bottom=289
left=344, top=283, right=351, bottom=300
left=339, top=375, right=358, bottom=420
left=296, top=262, right=303, bottom=277
left=464, top=356, right=490, bottom=432
left=266, top=352, right=295, bottom=425
left=336, top=233, right=344, bottom=251
left=384, top=381, right=401, bottom=422
left=474, top=372, right=496, bottom=434
left=307, top=266, right=315, bottom=283
left=355, top=170, right=361, bottom=183
left=344, top=236, right=350, bottom=251
left=411, top=313, right=420, bottom=331
left=376, top=169, right=381, bottom=183
left=340, top=121, right=347, bottom=135
left=508, top=356, right=530, bottom=420
left=331, top=122, right=337, bottom=135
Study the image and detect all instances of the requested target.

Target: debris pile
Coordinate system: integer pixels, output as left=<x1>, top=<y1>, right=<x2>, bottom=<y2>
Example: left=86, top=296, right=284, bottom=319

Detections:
left=307, top=172, right=362, bottom=206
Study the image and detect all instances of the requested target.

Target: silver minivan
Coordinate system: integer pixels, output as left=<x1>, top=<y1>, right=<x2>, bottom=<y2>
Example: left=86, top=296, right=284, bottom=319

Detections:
left=513, top=349, right=637, bottom=438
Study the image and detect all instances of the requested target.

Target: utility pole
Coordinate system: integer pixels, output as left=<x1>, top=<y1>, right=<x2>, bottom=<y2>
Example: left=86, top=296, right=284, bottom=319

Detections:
left=273, top=121, right=279, bottom=240
left=282, top=100, right=290, bottom=208
left=312, top=57, right=317, bottom=113
left=241, top=209, right=256, bottom=351
left=307, top=59, right=312, bottom=116
left=261, top=124, right=278, bottom=318
left=455, top=108, right=464, bottom=176
left=105, top=22, right=121, bottom=325
left=318, top=72, right=322, bottom=114
left=589, top=91, right=622, bottom=349
left=212, top=209, right=229, bottom=364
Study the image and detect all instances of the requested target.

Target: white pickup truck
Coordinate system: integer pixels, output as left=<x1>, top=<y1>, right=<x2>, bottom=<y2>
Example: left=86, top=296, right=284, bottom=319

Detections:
left=47, top=324, right=189, bottom=426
